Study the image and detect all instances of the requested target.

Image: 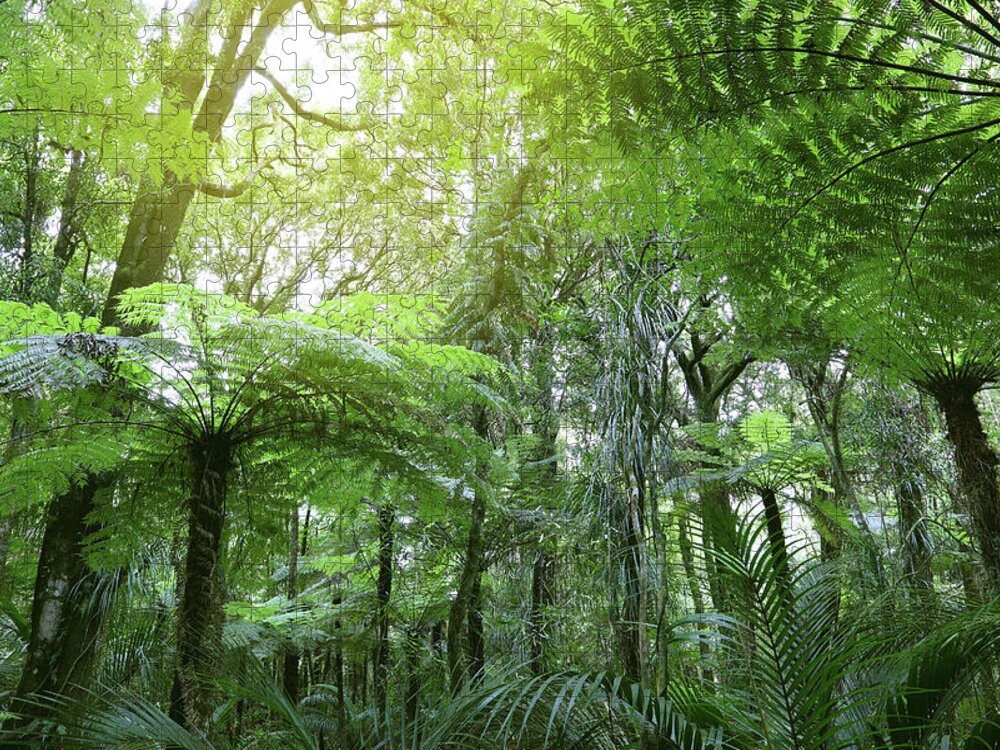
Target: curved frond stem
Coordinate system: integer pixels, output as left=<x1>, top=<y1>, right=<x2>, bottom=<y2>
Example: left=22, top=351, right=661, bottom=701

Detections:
left=964, top=0, right=1000, bottom=39
left=760, top=13, right=1000, bottom=65
left=136, top=350, right=210, bottom=429
left=226, top=388, right=333, bottom=440
left=924, top=0, right=1000, bottom=49
left=900, top=130, right=1000, bottom=260
left=2, top=419, right=189, bottom=448
left=780, top=116, right=1000, bottom=230
left=615, top=47, right=1000, bottom=91
left=216, top=348, right=286, bottom=432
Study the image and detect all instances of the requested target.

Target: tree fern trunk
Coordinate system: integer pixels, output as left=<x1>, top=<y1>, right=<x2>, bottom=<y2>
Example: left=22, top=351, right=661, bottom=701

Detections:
left=927, top=380, right=1000, bottom=589
left=170, top=437, right=232, bottom=734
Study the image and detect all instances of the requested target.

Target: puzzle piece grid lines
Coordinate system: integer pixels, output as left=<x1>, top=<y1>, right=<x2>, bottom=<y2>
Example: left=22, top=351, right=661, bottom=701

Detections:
left=0, top=0, right=642, bottom=504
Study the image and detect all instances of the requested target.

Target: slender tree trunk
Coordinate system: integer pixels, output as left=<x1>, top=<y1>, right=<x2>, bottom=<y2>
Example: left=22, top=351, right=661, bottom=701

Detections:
left=619, top=482, right=645, bottom=684
left=430, top=620, right=443, bottom=658
left=282, top=502, right=300, bottom=704
left=925, top=379, right=1000, bottom=588
left=405, top=626, right=421, bottom=723
left=467, top=566, right=485, bottom=682
left=896, top=474, right=934, bottom=595
left=4, top=475, right=106, bottom=739
left=447, top=486, right=486, bottom=692
left=0, top=515, right=12, bottom=595
left=360, top=653, right=368, bottom=705
left=528, top=320, right=559, bottom=674
left=44, top=149, right=86, bottom=307
left=373, top=502, right=394, bottom=709
left=678, top=517, right=713, bottom=685
left=170, top=438, right=232, bottom=734
left=529, top=549, right=554, bottom=674
left=332, top=595, right=346, bottom=728
left=650, top=463, right=671, bottom=696
left=18, top=136, right=39, bottom=301
left=0, top=396, right=34, bottom=594
left=448, top=407, right=489, bottom=692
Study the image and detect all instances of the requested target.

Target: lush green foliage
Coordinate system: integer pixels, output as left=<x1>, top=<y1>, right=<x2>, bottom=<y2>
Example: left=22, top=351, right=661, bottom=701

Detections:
left=1, top=0, right=1000, bottom=748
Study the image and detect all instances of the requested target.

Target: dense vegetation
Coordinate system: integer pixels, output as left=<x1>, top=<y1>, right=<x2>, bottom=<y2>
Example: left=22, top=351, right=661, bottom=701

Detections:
left=2, top=0, right=1000, bottom=747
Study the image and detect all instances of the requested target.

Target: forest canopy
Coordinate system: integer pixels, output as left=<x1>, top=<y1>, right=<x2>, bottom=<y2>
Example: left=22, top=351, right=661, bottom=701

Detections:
left=1, top=0, right=1000, bottom=748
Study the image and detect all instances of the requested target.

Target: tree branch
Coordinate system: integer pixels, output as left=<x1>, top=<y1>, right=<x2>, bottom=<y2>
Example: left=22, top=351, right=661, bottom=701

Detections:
left=707, top=354, right=754, bottom=407
left=197, top=156, right=279, bottom=198
left=304, top=2, right=404, bottom=37
left=253, top=67, right=368, bottom=132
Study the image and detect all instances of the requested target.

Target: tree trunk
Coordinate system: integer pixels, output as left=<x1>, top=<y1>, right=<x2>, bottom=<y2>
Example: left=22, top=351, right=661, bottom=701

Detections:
left=811, top=482, right=842, bottom=564
left=359, top=653, right=368, bottom=705
left=4, top=475, right=106, bottom=739
left=170, top=438, right=232, bottom=734
left=282, top=502, right=300, bottom=704
left=0, top=515, right=12, bottom=595
left=373, top=502, right=394, bottom=709
left=332, top=595, right=346, bottom=728
left=692, top=398, right=737, bottom=615
left=699, top=483, right=737, bottom=612
left=447, top=485, right=486, bottom=692
left=0, top=396, right=34, bottom=594
left=100, top=0, right=295, bottom=326
left=18, top=136, right=39, bottom=301
left=926, top=380, right=1000, bottom=588
left=529, top=549, right=554, bottom=674
left=678, top=517, right=713, bottom=685
left=675, top=338, right=751, bottom=616
left=897, top=474, right=934, bottom=595
left=618, top=483, right=645, bottom=683
left=405, top=626, right=421, bottom=723
left=527, top=320, right=559, bottom=675
left=43, top=149, right=86, bottom=307
left=448, top=407, right=489, bottom=692
left=467, top=566, right=485, bottom=682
